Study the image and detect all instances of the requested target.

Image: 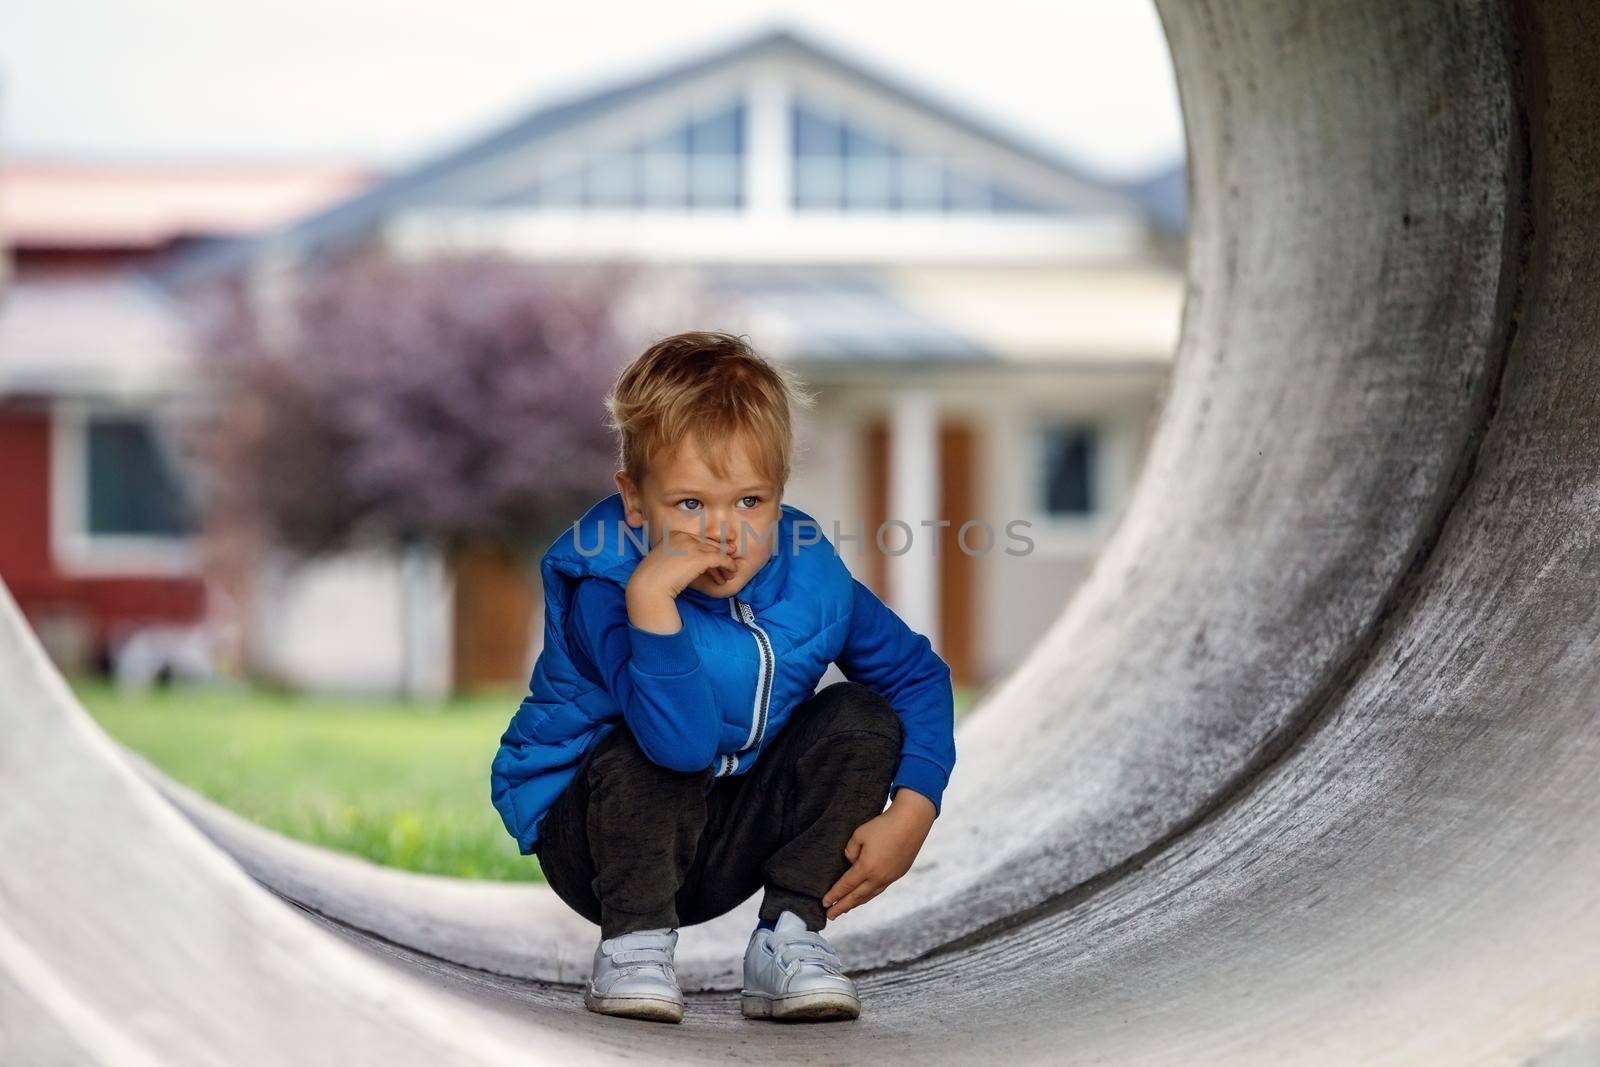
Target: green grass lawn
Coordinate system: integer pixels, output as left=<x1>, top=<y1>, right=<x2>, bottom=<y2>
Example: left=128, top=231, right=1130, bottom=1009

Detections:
left=74, top=678, right=977, bottom=882
left=74, top=679, right=540, bottom=882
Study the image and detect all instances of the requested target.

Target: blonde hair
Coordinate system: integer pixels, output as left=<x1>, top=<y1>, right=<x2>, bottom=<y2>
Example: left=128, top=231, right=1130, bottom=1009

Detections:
left=604, top=331, right=816, bottom=494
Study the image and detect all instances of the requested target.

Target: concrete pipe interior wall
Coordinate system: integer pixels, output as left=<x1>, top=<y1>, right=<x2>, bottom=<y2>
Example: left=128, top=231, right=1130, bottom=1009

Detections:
left=3, top=0, right=1599, bottom=1063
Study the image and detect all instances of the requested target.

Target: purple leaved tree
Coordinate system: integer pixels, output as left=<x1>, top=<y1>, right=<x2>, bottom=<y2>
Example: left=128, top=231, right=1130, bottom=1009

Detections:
left=185, top=249, right=634, bottom=695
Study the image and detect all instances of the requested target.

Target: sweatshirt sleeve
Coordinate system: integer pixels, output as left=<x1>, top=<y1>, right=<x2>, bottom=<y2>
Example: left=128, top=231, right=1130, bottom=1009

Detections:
left=833, top=577, right=956, bottom=817
left=566, top=577, right=722, bottom=773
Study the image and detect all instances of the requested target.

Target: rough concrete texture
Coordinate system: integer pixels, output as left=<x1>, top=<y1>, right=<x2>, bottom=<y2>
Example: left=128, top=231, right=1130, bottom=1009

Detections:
left=3, top=0, right=1600, bottom=1062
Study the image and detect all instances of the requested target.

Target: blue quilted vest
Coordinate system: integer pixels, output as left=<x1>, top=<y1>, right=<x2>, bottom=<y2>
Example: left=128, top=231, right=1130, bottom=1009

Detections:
left=490, top=490, right=855, bottom=855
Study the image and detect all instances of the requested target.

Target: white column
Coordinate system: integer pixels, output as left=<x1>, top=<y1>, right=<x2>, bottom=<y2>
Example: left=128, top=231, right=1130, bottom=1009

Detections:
left=745, top=69, right=791, bottom=219
left=887, top=388, right=941, bottom=650
left=398, top=541, right=453, bottom=702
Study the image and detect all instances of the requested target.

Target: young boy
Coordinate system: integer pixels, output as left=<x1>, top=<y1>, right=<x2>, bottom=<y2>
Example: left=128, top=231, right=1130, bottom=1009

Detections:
left=490, top=331, right=956, bottom=1024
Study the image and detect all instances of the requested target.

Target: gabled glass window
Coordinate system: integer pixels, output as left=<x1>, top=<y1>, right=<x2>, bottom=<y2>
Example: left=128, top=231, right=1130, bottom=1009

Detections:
left=791, top=95, right=1052, bottom=214
left=500, top=98, right=746, bottom=211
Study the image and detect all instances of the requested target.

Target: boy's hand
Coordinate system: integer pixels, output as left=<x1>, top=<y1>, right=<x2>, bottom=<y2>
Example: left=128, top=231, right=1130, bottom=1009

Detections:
left=627, top=529, right=736, bottom=634
left=821, top=789, right=936, bottom=920
left=631, top=528, right=736, bottom=600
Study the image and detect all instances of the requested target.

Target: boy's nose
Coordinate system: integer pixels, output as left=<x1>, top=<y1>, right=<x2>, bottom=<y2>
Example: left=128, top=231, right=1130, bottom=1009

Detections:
left=692, top=513, right=736, bottom=547
left=709, top=518, right=745, bottom=555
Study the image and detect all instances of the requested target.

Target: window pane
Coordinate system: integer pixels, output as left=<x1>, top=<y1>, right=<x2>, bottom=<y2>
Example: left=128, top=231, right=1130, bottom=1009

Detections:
left=792, top=102, right=842, bottom=156
left=842, top=123, right=893, bottom=159
left=689, top=154, right=741, bottom=207
left=794, top=156, right=843, bottom=209
left=1038, top=425, right=1095, bottom=515
left=945, top=166, right=993, bottom=211
left=844, top=157, right=894, bottom=209
left=639, top=153, right=689, bottom=208
left=586, top=151, right=634, bottom=207
left=689, top=102, right=744, bottom=155
left=536, top=155, right=584, bottom=206
left=640, top=122, right=691, bottom=156
left=897, top=155, right=946, bottom=211
left=86, top=416, right=193, bottom=536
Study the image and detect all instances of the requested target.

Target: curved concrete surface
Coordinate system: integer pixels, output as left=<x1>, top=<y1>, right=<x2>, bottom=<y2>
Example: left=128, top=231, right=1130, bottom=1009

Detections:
left=5, top=0, right=1600, bottom=1061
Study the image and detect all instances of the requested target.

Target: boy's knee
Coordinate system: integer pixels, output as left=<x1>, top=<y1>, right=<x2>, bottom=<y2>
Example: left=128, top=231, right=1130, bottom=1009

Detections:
left=814, top=682, right=903, bottom=746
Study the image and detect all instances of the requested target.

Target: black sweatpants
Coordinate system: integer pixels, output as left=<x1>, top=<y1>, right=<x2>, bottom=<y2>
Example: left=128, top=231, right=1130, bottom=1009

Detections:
left=533, top=681, right=904, bottom=938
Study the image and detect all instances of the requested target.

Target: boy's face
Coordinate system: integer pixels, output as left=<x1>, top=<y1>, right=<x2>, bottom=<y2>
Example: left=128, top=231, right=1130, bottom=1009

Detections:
left=615, top=432, right=782, bottom=599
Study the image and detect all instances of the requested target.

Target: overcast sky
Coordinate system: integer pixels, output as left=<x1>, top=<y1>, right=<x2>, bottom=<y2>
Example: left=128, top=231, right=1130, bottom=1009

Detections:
left=0, top=1, right=1183, bottom=183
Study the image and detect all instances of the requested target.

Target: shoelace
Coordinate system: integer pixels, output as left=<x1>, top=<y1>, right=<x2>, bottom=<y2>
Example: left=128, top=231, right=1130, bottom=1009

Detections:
left=773, top=931, right=845, bottom=976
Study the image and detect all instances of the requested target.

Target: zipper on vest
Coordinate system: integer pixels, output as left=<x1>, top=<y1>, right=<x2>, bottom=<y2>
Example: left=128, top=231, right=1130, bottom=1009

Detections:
left=714, top=595, right=775, bottom=778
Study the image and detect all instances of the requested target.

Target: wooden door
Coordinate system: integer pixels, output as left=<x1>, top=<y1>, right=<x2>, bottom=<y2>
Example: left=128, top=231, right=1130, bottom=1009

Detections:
left=451, top=539, right=536, bottom=692
left=861, top=416, right=980, bottom=687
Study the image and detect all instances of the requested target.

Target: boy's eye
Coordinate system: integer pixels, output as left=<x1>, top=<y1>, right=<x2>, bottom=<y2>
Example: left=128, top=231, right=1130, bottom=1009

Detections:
left=675, top=496, right=762, bottom=512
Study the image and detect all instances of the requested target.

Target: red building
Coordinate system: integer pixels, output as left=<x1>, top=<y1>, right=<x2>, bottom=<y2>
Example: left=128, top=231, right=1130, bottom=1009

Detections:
left=0, top=162, right=374, bottom=672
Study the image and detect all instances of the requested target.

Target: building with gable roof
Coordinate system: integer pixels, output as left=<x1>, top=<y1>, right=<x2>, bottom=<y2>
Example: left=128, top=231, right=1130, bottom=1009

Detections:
left=166, top=24, right=1185, bottom=694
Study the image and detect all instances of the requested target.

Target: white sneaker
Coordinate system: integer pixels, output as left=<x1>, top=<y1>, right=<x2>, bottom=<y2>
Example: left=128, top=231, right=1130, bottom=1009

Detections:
left=584, top=927, right=684, bottom=1023
left=740, top=910, right=861, bottom=1021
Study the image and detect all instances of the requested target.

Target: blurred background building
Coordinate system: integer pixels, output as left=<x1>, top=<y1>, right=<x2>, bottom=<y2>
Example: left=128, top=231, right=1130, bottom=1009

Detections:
left=0, top=23, right=1184, bottom=699
left=0, top=160, right=372, bottom=680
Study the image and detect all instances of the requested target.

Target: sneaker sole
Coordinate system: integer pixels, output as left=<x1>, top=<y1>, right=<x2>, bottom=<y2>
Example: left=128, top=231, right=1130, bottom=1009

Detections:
left=584, top=985, right=684, bottom=1024
left=740, top=989, right=861, bottom=1022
